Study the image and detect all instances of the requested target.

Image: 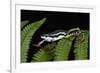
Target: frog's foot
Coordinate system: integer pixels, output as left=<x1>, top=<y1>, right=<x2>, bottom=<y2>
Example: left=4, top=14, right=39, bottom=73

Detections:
left=33, top=40, right=45, bottom=47
left=33, top=44, right=41, bottom=47
left=80, top=33, right=85, bottom=42
left=77, top=32, right=85, bottom=43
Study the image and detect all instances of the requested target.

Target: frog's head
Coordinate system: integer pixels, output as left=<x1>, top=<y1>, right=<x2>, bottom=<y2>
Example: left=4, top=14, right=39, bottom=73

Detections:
left=41, top=34, right=53, bottom=42
left=41, top=34, right=49, bottom=39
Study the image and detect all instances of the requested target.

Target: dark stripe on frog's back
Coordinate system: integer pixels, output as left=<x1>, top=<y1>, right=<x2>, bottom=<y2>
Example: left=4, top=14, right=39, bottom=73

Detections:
left=48, top=30, right=67, bottom=36
left=49, top=34, right=66, bottom=38
left=49, top=29, right=80, bottom=37
left=50, top=30, right=67, bottom=34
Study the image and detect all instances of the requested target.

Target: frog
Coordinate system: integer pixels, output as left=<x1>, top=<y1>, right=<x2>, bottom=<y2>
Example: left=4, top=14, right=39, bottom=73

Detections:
left=33, top=27, right=81, bottom=47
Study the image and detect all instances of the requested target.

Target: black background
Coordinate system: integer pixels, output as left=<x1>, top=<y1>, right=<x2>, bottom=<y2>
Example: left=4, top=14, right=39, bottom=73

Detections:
left=21, top=10, right=89, bottom=30
left=21, top=10, right=89, bottom=62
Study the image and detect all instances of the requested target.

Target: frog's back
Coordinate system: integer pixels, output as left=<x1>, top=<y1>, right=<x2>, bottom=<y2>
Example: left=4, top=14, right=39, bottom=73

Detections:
left=49, top=30, right=67, bottom=37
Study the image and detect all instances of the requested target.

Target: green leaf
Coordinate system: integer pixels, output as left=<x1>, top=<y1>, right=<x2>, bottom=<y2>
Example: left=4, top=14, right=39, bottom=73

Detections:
left=54, top=37, right=75, bottom=61
left=21, top=18, right=47, bottom=63
left=32, top=42, right=56, bottom=62
left=21, top=20, right=29, bottom=29
left=32, top=49, right=52, bottom=62
left=74, top=30, right=89, bottom=60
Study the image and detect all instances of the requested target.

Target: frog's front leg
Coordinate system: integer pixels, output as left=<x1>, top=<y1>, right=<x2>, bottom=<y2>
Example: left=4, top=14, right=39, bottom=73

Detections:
left=33, top=40, right=45, bottom=47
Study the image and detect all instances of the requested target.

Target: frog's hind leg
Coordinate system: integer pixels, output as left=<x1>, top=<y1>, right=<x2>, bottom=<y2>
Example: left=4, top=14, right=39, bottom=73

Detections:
left=80, top=31, right=85, bottom=42
left=76, top=31, right=85, bottom=43
left=33, top=40, right=45, bottom=47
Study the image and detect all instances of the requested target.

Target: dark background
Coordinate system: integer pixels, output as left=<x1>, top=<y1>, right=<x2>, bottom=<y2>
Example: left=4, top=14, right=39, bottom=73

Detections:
left=21, top=10, right=89, bottom=30
left=21, top=10, right=89, bottom=62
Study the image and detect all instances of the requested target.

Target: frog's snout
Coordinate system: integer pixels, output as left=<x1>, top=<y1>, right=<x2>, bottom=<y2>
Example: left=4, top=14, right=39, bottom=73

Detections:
left=41, top=36, right=46, bottom=39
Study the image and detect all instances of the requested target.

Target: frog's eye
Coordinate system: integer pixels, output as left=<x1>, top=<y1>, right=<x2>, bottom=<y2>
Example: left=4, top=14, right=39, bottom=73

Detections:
left=44, top=35, right=47, bottom=37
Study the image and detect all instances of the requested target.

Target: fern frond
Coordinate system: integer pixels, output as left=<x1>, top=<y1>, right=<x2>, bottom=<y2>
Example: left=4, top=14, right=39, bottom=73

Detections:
left=32, top=48, right=52, bottom=62
left=43, top=42, right=56, bottom=55
left=21, top=18, right=47, bottom=62
left=54, top=37, right=75, bottom=61
left=74, top=30, right=89, bottom=60
left=21, top=20, right=29, bottom=29
left=32, top=42, right=56, bottom=62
